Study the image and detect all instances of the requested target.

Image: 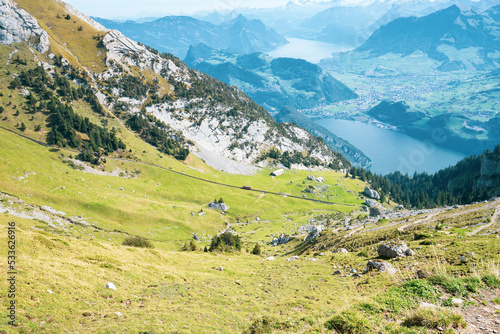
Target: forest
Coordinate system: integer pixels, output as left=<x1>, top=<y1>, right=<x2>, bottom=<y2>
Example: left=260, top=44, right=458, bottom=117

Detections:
left=10, top=65, right=125, bottom=163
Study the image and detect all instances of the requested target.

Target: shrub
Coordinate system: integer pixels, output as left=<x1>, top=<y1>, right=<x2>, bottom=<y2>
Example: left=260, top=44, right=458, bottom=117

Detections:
left=402, top=307, right=466, bottom=330
left=482, top=274, right=500, bottom=289
left=325, top=310, right=373, bottom=334
left=244, top=316, right=291, bottom=334
left=122, top=236, right=153, bottom=248
left=402, top=279, right=441, bottom=302
left=357, top=250, right=369, bottom=257
left=209, top=231, right=241, bottom=253
left=251, top=243, right=261, bottom=255
left=429, top=275, right=468, bottom=297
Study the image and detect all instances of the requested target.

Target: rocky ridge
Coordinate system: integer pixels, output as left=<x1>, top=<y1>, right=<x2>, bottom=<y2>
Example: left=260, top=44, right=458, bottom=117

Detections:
left=0, top=0, right=49, bottom=53
left=98, top=30, right=345, bottom=170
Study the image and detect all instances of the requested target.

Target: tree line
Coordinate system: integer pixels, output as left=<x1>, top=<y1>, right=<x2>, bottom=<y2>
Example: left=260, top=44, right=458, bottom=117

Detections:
left=348, top=144, right=500, bottom=209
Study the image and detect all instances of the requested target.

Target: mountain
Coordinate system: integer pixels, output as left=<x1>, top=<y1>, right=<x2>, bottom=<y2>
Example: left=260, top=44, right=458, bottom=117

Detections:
left=184, top=43, right=357, bottom=113
left=0, top=0, right=352, bottom=175
left=274, top=107, right=372, bottom=167
left=294, top=3, right=391, bottom=47
left=355, top=5, right=500, bottom=70
left=93, top=14, right=288, bottom=59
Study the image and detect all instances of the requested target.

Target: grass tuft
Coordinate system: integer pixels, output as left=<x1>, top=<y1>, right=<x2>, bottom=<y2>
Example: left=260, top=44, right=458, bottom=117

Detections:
left=402, top=307, right=466, bottom=330
left=325, top=310, right=374, bottom=334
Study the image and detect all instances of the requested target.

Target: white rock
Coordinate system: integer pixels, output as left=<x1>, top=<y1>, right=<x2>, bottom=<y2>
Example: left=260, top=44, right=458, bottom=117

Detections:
left=0, top=0, right=50, bottom=53
left=104, top=282, right=117, bottom=290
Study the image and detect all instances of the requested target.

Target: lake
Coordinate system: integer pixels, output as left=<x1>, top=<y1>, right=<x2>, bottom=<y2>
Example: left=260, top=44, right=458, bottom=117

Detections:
left=316, top=119, right=466, bottom=175
left=268, top=38, right=352, bottom=63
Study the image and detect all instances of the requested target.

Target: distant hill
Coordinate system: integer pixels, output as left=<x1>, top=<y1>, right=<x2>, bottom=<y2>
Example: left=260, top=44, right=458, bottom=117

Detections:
left=94, top=14, right=288, bottom=59
left=366, top=100, right=500, bottom=156
left=355, top=5, right=500, bottom=71
left=184, top=43, right=357, bottom=113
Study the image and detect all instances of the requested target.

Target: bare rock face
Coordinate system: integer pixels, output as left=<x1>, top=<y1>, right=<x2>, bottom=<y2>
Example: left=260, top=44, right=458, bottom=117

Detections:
left=364, top=186, right=380, bottom=200
left=378, top=242, right=414, bottom=258
left=0, top=0, right=49, bottom=53
left=208, top=202, right=229, bottom=211
left=365, top=260, right=397, bottom=274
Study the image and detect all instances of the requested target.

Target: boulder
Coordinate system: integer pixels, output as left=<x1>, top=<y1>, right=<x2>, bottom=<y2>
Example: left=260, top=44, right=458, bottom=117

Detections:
left=337, top=248, right=349, bottom=254
left=378, top=242, right=413, bottom=258
left=365, top=260, right=397, bottom=274
left=365, top=199, right=378, bottom=208
left=416, top=269, right=431, bottom=279
left=307, top=175, right=316, bottom=181
left=271, top=234, right=290, bottom=246
left=364, top=186, right=380, bottom=200
left=333, top=270, right=342, bottom=275
left=305, top=225, right=323, bottom=242
left=316, top=177, right=324, bottom=183
left=208, top=202, right=230, bottom=211
left=370, top=206, right=386, bottom=217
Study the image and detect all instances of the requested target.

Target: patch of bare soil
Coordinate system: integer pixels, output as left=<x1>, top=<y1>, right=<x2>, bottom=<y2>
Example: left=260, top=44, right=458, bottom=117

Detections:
left=459, top=289, right=500, bottom=334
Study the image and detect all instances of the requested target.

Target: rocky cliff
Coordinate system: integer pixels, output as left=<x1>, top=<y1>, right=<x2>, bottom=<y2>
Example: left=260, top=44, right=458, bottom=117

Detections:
left=0, top=0, right=49, bottom=53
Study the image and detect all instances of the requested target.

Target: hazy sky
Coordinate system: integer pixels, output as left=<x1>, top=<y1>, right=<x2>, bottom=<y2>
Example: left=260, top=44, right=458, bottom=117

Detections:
left=64, top=0, right=322, bottom=19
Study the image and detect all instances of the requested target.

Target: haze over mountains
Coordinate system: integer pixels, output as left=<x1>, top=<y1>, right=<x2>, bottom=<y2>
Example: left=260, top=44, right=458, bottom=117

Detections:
left=94, top=14, right=288, bottom=59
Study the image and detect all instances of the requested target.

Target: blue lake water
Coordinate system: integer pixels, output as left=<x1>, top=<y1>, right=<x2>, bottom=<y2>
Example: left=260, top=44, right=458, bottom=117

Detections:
left=316, top=119, right=466, bottom=175
left=268, top=38, right=352, bottom=63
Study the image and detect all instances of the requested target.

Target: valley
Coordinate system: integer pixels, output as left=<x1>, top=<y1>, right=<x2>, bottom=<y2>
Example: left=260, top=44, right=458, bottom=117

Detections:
left=0, top=0, right=499, bottom=333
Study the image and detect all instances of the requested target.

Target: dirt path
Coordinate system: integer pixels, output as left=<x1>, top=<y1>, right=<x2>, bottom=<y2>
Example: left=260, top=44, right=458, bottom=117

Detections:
left=468, top=202, right=500, bottom=236
left=397, top=211, right=441, bottom=232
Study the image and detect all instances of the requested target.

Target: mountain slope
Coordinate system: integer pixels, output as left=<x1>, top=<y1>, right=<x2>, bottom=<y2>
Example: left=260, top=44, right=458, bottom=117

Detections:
left=184, top=43, right=357, bottom=113
left=355, top=5, right=500, bottom=70
left=274, top=107, right=372, bottom=168
left=4, top=0, right=349, bottom=174
left=93, top=14, right=288, bottom=59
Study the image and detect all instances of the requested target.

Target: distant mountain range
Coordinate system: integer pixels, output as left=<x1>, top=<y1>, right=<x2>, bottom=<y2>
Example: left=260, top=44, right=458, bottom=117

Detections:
left=184, top=43, right=357, bottom=113
left=355, top=4, right=500, bottom=71
left=94, top=14, right=288, bottom=58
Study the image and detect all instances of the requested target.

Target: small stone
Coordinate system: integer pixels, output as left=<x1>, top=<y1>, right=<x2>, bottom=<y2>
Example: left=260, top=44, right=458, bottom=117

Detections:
left=47, top=289, right=54, bottom=294
left=333, top=270, right=341, bottom=275
left=452, top=298, right=463, bottom=305
left=104, top=282, right=117, bottom=290
left=265, top=256, right=275, bottom=261
left=416, top=269, right=431, bottom=279
left=420, top=302, right=438, bottom=308
left=115, top=312, right=123, bottom=316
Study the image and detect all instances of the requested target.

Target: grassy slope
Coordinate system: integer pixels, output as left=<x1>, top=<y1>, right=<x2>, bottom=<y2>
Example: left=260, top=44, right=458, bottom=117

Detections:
left=15, top=0, right=107, bottom=71
left=1, top=127, right=499, bottom=333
